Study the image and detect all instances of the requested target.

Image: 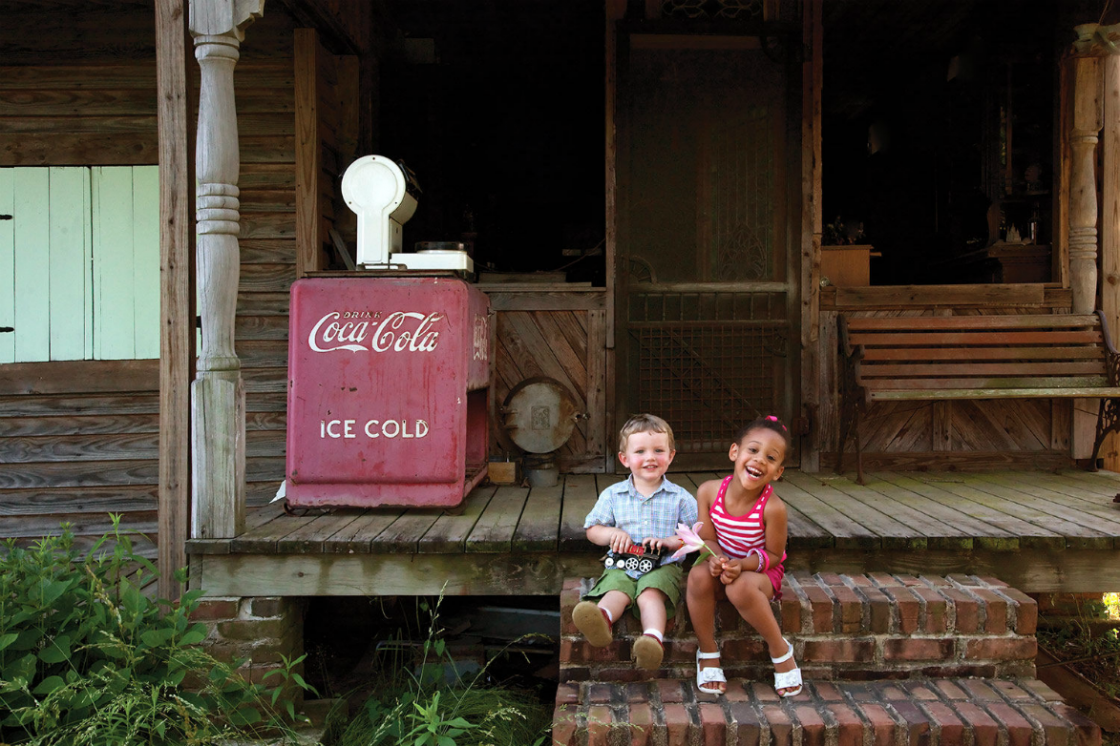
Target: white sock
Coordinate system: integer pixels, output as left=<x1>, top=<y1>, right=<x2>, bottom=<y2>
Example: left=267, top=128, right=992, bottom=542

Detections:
left=601, top=606, right=614, bottom=624
left=643, top=628, right=663, bottom=643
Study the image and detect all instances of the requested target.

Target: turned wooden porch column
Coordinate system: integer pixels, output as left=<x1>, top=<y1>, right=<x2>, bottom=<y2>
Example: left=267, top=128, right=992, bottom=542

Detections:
left=189, top=0, right=264, bottom=539
left=1069, top=27, right=1106, bottom=315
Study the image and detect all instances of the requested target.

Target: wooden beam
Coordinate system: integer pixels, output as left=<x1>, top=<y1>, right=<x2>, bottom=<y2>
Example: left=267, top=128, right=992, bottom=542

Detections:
left=156, top=0, right=192, bottom=600
left=294, top=28, right=320, bottom=278
left=801, top=0, right=823, bottom=471
left=191, top=547, right=1120, bottom=596
left=273, top=0, right=359, bottom=55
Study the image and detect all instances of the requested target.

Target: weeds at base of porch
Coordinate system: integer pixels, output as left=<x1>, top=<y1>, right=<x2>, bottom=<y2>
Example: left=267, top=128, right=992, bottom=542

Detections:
left=305, top=595, right=554, bottom=746
left=1037, top=593, right=1120, bottom=744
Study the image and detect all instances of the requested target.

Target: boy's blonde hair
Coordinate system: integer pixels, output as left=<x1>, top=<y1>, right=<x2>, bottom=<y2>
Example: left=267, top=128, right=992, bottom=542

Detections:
left=618, top=414, right=675, bottom=453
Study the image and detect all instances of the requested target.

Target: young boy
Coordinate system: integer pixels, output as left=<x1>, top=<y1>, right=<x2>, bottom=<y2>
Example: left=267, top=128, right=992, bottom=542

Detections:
left=572, top=414, right=698, bottom=670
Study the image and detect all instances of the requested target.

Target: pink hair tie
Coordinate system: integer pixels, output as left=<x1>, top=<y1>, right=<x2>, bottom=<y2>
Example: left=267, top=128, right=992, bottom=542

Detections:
left=765, top=415, right=788, bottom=432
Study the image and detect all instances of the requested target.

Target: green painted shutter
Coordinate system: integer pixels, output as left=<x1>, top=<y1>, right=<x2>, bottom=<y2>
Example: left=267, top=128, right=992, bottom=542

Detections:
left=91, top=166, right=159, bottom=361
left=1, top=166, right=158, bottom=363
left=0, top=169, right=13, bottom=364
left=49, top=167, right=93, bottom=361
left=13, top=168, right=50, bottom=362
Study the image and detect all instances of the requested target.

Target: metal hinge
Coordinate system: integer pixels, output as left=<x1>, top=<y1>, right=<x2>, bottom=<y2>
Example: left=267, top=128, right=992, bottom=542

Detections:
left=0, top=215, right=12, bottom=221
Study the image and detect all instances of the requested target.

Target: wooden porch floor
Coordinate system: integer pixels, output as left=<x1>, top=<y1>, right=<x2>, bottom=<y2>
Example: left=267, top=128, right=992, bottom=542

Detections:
left=186, top=469, right=1120, bottom=596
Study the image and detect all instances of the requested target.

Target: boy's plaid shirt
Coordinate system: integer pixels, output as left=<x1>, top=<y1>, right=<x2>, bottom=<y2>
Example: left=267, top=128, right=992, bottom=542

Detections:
left=583, top=475, right=698, bottom=565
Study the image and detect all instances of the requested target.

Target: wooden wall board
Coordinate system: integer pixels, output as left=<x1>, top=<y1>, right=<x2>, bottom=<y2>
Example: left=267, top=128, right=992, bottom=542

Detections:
left=0, top=485, right=157, bottom=516
left=0, top=360, right=158, bottom=396
left=0, top=392, right=159, bottom=417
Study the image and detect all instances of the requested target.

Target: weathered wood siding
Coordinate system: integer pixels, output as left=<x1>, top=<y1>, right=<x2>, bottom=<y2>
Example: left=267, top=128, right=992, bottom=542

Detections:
left=819, top=288, right=1079, bottom=471
left=231, top=10, right=298, bottom=506
left=0, top=1, right=298, bottom=551
left=0, top=0, right=160, bottom=553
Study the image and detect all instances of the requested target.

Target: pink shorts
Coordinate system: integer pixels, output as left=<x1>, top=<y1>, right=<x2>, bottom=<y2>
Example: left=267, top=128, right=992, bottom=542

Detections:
left=765, top=563, right=785, bottom=601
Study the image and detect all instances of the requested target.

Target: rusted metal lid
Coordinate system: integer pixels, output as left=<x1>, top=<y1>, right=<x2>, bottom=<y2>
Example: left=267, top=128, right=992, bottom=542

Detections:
left=501, top=376, right=582, bottom=454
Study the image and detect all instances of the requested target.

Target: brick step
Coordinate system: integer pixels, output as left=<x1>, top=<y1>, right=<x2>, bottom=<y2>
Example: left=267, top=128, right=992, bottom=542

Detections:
left=560, top=573, right=1037, bottom=682
left=552, top=678, right=1102, bottom=746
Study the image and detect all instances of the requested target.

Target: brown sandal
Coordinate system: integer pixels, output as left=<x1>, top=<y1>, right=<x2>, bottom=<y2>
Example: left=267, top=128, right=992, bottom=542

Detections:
left=632, top=633, right=664, bottom=670
left=572, top=601, right=613, bottom=647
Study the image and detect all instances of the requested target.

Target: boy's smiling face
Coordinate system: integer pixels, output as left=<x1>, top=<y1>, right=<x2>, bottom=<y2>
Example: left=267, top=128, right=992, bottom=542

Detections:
left=730, top=427, right=786, bottom=491
left=618, top=430, right=675, bottom=486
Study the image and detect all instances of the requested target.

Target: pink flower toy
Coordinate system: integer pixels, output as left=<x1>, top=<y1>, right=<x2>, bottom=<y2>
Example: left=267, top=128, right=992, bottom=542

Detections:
left=670, top=522, right=716, bottom=563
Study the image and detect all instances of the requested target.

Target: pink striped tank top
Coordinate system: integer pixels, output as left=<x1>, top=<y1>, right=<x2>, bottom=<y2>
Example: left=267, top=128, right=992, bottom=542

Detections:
left=710, top=475, right=770, bottom=558
left=710, top=475, right=786, bottom=599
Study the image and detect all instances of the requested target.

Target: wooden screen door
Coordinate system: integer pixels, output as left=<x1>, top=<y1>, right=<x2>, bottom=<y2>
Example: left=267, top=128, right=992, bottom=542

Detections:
left=615, top=33, right=800, bottom=469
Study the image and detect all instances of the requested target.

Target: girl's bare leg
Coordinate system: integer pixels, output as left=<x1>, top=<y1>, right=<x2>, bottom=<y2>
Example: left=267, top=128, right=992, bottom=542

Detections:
left=686, top=563, right=726, bottom=693
left=725, top=573, right=797, bottom=695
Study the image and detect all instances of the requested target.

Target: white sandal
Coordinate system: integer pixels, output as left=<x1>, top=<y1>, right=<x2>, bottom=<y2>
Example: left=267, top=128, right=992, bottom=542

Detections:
left=771, top=638, right=803, bottom=697
left=696, top=650, right=727, bottom=695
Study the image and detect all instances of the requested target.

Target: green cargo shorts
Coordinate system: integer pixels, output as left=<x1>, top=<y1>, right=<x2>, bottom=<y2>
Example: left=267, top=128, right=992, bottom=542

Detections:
left=582, top=562, right=684, bottom=619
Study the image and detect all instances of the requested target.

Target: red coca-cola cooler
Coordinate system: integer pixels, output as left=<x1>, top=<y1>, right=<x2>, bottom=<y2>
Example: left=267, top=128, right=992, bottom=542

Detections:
left=285, top=276, right=490, bottom=507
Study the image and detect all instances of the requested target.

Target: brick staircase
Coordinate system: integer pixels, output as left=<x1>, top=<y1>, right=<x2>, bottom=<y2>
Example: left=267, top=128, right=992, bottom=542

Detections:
left=554, top=572, right=1102, bottom=745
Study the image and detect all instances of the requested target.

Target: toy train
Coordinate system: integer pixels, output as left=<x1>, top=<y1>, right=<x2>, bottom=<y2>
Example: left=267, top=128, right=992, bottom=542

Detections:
left=603, top=545, right=665, bottom=576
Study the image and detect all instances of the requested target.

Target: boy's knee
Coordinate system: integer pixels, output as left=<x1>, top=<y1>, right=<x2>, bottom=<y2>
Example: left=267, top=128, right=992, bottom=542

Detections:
left=637, top=587, right=667, bottom=604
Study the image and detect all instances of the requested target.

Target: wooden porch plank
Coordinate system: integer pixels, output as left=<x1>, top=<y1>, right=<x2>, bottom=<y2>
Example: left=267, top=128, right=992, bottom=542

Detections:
left=870, top=472, right=1020, bottom=551
left=876, top=472, right=1063, bottom=551
left=229, top=506, right=322, bottom=554
left=811, top=474, right=975, bottom=550
left=995, top=473, right=1120, bottom=533
left=465, top=486, right=529, bottom=553
left=323, top=509, right=403, bottom=554
left=969, top=472, right=1120, bottom=541
left=958, top=473, right=1115, bottom=548
left=912, top=474, right=1092, bottom=550
left=772, top=477, right=881, bottom=551
left=559, top=474, right=600, bottom=551
left=783, top=472, right=922, bottom=550
left=188, top=501, right=288, bottom=555
left=369, top=508, right=446, bottom=555
left=986, top=469, right=1120, bottom=509
left=512, top=483, right=564, bottom=552
left=418, top=486, right=497, bottom=553
left=1043, top=469, right=1120, bottom=497
left=275, top=510, right=368, bottom=554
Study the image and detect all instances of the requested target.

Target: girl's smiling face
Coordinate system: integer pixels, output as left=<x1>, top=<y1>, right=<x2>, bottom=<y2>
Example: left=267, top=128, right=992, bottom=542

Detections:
left=729, top=427, right=786, bottom=490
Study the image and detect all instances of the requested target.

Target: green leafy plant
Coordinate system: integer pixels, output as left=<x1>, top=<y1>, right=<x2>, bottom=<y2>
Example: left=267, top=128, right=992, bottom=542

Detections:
left=336, top=596, right=550, bottom=746
left=0, top=516, right=314, bottom=746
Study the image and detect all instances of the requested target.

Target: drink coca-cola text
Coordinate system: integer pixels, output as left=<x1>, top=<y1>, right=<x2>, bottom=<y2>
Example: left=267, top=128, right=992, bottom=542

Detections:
left=308, top=311, right=444, bottom=353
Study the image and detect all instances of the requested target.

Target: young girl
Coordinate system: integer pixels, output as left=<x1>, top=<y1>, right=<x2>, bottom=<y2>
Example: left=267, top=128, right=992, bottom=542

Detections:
left=685, top=415, right=801, bottom=697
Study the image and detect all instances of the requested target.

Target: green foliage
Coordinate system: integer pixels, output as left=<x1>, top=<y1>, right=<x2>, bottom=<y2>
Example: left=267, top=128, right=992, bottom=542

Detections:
left=1037, top=594, right=1120, bottom=700
left=336, top=597, right=550, bottom=746
left=0, top=516, right=314, bottom=746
